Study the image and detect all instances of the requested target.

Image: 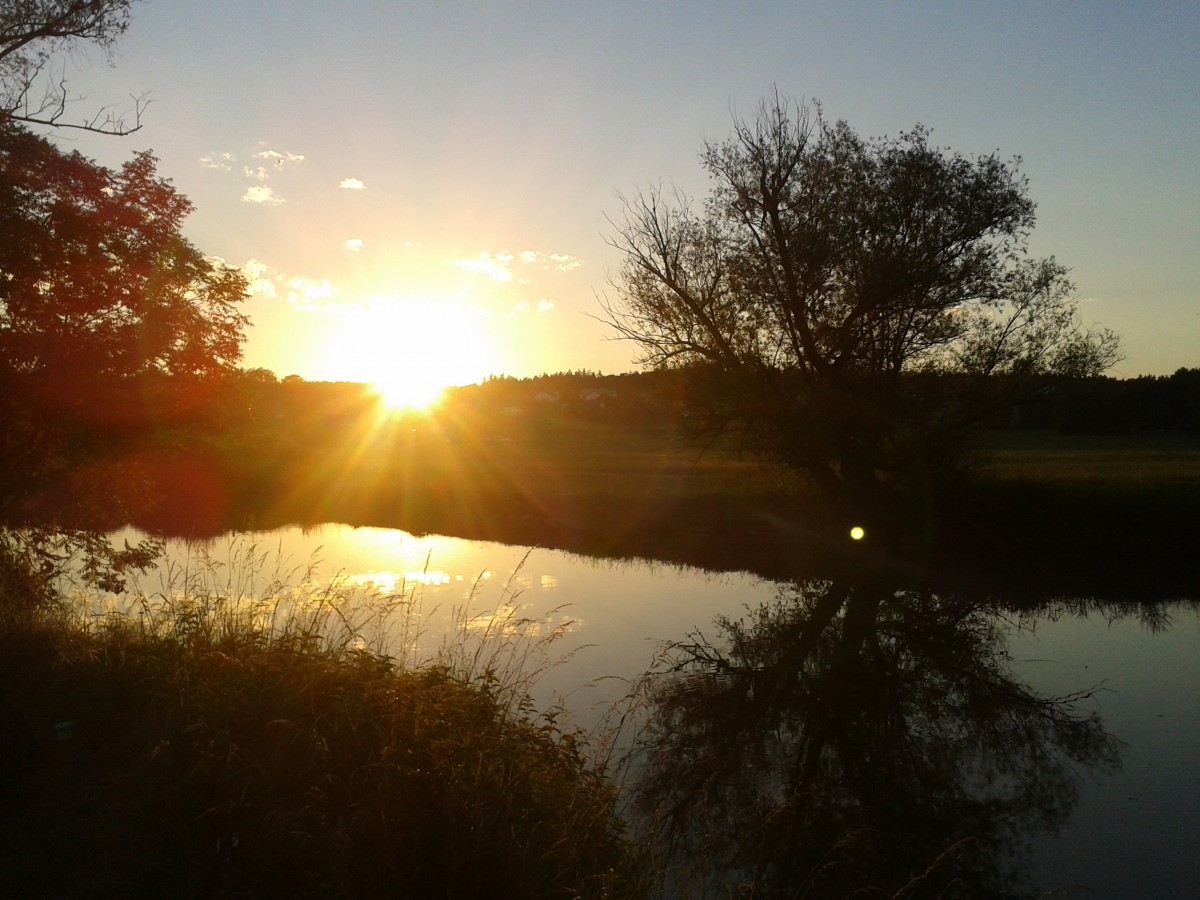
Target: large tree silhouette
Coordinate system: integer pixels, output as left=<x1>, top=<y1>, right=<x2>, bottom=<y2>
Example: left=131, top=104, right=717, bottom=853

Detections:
left=603, top=96, right=1120, bottom=529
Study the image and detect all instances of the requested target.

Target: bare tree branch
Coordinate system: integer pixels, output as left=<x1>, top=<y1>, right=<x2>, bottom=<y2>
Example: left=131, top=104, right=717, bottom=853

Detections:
left=1, top=1, right=142, bottom=136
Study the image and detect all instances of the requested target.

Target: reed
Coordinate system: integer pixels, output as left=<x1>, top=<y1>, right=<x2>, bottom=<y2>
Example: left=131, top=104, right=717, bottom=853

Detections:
left=0, top=531, right=638, bottom=899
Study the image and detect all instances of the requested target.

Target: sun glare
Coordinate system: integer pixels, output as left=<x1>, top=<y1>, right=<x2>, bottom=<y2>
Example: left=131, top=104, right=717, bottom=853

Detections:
left=321, top=294, right=494, bottom=412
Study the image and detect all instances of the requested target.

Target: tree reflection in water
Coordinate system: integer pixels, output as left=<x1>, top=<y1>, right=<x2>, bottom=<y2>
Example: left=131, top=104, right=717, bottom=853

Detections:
left=629, top=579, right=1120, bottom=899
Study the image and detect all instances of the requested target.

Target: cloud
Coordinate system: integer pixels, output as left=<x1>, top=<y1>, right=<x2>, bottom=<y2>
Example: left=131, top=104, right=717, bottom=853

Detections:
left=458, top=249, right=581, bottom=282
left=241, top=258, right=272, bottom=280
left=545, top=253, right=581, bottom=271
left=343, top=238, right=364, bottom=251
left=237, top=259, right=339, bottom=307
left=199, top=152, right=234, bottom=171
left=256, top=148, right=305, bottom=168
left=243, top=166, right=269, bottom=181
left=239, top=258, right=278, bottom=298
left=285, top=275, right=338, bottom=307
left=242, top=185, right=284, bottom=205
left=246, top=277, right=277, bottom=299
left=509, top=298, right=557, bottom=316
left=454, top=252, right=515, bottom=282
left=339, top=177, right=366, bottom=190
left=519, top=250, right=581, bottom=271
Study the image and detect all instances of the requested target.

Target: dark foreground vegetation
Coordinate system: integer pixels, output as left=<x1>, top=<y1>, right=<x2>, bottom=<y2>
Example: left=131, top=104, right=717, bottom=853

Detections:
left=0, top=535, right=638, bottom=899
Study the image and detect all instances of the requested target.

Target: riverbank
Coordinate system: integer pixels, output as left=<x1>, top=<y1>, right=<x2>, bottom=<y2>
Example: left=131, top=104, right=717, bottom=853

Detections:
left=13, top=420, right=1200, bottom=599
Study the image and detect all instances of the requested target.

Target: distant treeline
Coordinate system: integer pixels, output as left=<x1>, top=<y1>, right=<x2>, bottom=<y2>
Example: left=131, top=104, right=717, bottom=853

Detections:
left=11, top=364, right=1199, bottom=479
left=444, top=367, right=1200, bottom=436
left=1009, top=367, right=1200, bottom=434
left=15, top=363, right=1194, bottom=474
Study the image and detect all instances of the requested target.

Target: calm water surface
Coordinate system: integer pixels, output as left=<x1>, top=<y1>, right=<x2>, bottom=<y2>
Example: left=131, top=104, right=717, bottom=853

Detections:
left=112, top=523, right=1199, bottom=899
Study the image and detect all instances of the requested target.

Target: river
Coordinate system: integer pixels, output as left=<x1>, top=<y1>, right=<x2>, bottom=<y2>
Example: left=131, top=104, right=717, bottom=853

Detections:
left=104, top=523, right=1198, bottom=899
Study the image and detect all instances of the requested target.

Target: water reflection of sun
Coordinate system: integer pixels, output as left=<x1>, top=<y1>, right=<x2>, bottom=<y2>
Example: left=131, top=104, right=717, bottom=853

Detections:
left=321, top=294, right=496, bottom=411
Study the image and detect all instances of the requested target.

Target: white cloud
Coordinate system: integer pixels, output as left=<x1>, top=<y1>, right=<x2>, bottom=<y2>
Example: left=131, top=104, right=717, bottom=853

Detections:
left=454, top=252, right=515, bottom=282
left=238, top=258, right=279, bottom=298
left=246, top=277, right=278, bottom=299
left=242, top=185, right=284, bottom=205
left=256, top=148, right=305, bottom=168
left=340, top=177, right=366, bottom=190
left=285, top=275, right=338, bottom=307
left=199, top=152, right=234, bottom=170
left=236, top=259, right=339, bottom=306
left=517, top=250, right=582, bottom=271
left=243, top=166, right=270, bottom=181
left=241, top=258, right=272, bottom=280
left=509, top=298, right=557, bottom=317
left=455, top=249, right=582, bottom=285
left=343, top=238, right=364, bottom=251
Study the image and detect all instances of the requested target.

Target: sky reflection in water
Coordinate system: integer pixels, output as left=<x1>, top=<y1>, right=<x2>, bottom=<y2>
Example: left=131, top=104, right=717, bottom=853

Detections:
left=111, top=523, right=1198, bottom=899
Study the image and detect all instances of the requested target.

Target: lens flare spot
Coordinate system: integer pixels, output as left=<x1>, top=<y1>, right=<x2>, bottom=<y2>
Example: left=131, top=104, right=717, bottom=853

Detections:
left=849, top=526, right=865, bottom=541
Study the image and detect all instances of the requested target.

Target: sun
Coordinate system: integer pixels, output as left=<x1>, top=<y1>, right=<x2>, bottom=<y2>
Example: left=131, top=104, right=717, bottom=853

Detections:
left=321, top=294, right=494, bottom=412
left=371, top=365, right=447, bottom=412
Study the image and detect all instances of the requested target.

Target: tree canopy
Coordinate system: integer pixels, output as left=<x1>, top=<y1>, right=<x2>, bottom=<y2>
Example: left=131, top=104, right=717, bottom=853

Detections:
left=0, top=123, right=249, bottom=385
left=603, top=96, right=1120, bottom=516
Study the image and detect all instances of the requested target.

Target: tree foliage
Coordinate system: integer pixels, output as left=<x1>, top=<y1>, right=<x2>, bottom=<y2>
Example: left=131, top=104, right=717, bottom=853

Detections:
left=0, top=123, right=249, bottom=384
left=0, top=0, right=144, bottom=134
left=603, top=96, right=1120, bottom=510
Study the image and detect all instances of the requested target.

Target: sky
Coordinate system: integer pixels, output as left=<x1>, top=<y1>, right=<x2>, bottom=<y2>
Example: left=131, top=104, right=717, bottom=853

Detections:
left=49, top=0, right=1200, bottom=390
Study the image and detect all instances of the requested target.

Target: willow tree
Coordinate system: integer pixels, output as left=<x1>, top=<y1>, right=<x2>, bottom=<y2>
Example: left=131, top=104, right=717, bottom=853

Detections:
left=603, top=96, right=1119, bottom=525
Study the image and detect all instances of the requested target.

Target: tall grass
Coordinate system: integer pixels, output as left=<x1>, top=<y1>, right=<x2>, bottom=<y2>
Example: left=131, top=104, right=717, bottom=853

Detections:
left=0, top=532, right=639, bottom=899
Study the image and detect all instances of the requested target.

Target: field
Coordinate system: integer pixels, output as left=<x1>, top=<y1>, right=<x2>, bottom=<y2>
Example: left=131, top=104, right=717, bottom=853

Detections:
left=979, top=430, right=1200, bottom=487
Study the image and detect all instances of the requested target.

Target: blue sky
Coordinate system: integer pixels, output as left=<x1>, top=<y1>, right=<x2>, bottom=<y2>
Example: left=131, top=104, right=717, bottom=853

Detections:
left=57, top=1, right=1200, bottom=382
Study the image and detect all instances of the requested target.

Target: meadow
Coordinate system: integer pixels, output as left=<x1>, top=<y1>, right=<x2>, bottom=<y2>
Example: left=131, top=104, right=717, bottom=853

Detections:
left=979, top=429, right=1200, bottom=487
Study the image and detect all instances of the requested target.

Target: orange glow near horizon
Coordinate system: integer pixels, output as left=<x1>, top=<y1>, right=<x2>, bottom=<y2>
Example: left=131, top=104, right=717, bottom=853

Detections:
left=319, top=293, right=497, bottom=411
